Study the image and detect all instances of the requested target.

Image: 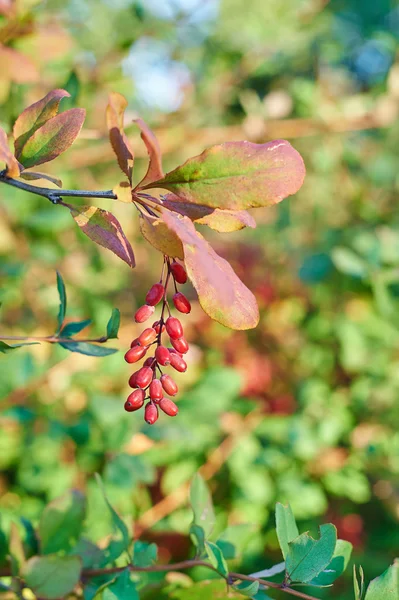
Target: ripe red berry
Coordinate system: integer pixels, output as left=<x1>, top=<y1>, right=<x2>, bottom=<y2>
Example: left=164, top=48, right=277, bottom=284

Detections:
left=135, top=366, right=153, bottom=389
left=168, top=347, right=183, bottom=357
left=155, top=345, right=171, bottom=366
left=138, top=327, right=157, bottom=346
left=145, top=283, right=165, bottom=306
left=144, top=402, right=158, bottom=424
left=160, top=374, right=178, bottom=396
left=130, top=337, right=140, bottom=348
left=170, top=262, right=187, bottom=284
left=171, top=337, right=189, bottom=354
left=135, top=304, right=155, bottom=323
left=124, top=389, right=145, bottom=412
left=129, top=371, right=139, bottom=388
left=152, top=320, right=166, bottom=334
left=124, top=345, right=147, bottom=363
left=165, top=317, right=183, bottom=340
left=149, top=379, right=163, bottom=401
left=143, top=356, right=156, bottom=368
left=170, top=352, right=187, bottom=372
left=173, top=292, right=191, bottom=314
left=159, top=398, right=178, bottom=416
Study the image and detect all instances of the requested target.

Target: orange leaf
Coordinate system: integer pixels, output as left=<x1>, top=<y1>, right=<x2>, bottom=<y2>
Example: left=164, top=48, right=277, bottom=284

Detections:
left=106, top=93, right=134, bottom=184
left=0, top=127, right=20, bottom=178
left=134, top=118, right=164, bottom=187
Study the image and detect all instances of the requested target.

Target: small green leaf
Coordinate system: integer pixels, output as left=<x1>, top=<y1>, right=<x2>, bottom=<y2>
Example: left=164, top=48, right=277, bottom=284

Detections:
left=59, top=341, right=117, bottom=356
left=275, top=503, right=299, bottom=559
left=310, top=539, right=352, bottom=586
left=286, top=524, right=337, bottom=583
left=61, top=319, right=92, bottom=337
left=190, top=524, right=206, bottom=555
left=364, top=561, right=399, bottom=600
left=103, top=570, right=139, bottom=600
left=354, top=565, right=365, bottom=600
left=331, top=247, right=368, bottom=278
left=22, top=554, right=82, bottom=599
left=95, top=474, right=130, bottom=559
left=39, top=490, right=86, bottom=555
left=106, top=308, right=120, bottom=339
left=56, top=271, right=66, bottom=333
left=232, top=580, right=260, bottom=597
left=133, top=541, right=157, bottom=567
left=205, top=541, right=229, bottom=577
left=0, top=341, right=39, bottom=353
left=190, top=474, right=215, bottom=539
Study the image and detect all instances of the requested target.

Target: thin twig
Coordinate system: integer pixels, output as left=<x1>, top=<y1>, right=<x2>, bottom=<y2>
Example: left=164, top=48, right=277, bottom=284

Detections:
left=0, top=335, right=108, bottom=344
left=0, top=170, right=117, bottom=204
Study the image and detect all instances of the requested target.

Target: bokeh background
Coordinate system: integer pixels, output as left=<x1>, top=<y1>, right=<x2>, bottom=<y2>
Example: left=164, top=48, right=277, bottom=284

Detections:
left=1, top=0, right=399, bottom=597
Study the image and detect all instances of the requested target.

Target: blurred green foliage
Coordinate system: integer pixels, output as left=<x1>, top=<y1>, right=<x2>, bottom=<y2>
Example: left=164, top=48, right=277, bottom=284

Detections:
left=1, top=0, right=399, bottom=598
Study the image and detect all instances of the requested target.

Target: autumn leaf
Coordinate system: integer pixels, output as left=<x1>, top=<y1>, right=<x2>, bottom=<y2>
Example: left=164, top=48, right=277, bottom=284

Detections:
left=19, top=171, right=62, bottom=187
left=162, top=210, right=259, bottom=330
left=17, top=109, right=86, bottom=168
left=139, top=213, right=184, bottom=259
left=0, top=126, right=20, bottom=177
left=14, top=89, right=71, bottom=159
left=106, top=92, right=134, bottom=184
left=134, top=118, right=164, bottom=187
left=143, top=140, right=305, bottom=210
left=68, top=204, right=135, bottom=268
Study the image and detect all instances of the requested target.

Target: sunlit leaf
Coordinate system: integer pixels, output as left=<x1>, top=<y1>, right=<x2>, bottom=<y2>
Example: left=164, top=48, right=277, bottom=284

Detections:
left=286, top=524, right=337, bottom=583
left=354, top=565, right=365, bottom=600
left=39, top=490, right=86, bottom=555
left=68, top=204, right=135, bottom=268
left=144, top=140, right=305, bottom=210
left=311, top=539, right=352, bottom=586
left=232, top=580, right=260, bottom=597
left=13, top=89, right=70, bottom=158
left=162, top=211, right=259, bottom=329
left=106, top=92, right=134, bottom=183
left=95, top=474, right=130, bottom=559
left=19, top=171, right=62, bottom=187
left=17, top=108, right=85, bottom=168
left=190, top=474, right=215, bottom=539
left=0, top=126, right=20, bottom=177
left=205, top=541, right=228, bottom=577
left=139, top=213, right=184, bottom=259
left=59, top=341, right=117, bottom=356
left=22, top=555, right=82, bottom=599
left=134, top=118, right=164, bottom=186
left=113, top=182, right=133, bottom=203
left=106, top=308, right=120, bottom=339
left=0, top=341, right=39, bottom=353
left=275, top=503, right=299, bottom=559
left=56, top=271, right=66, bottom=333
left=364, top=561, right=399, bottom=600
left=61, top=319, right=92, bottom=337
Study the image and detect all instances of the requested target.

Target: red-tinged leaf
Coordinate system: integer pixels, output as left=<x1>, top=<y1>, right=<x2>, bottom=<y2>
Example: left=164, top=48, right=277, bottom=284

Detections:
left=162, top=211, right=259, bottom=330
left=14, top=89, right=70, bottom=159
left=17, top=108, right=85, bottom=168
left=144, top=140, right=305, bottom=210
left=19, top=171, right=62, bottom=187
left=0, top=45, right=38, bottom=85
left=68, top=204, right=135, bottom=268
left=113, top=181, right=133, bottom=203
left=139, top=213, right=184, bottom=259
left=106, top=92, right=134, bottom=183
left=0, top=126, right=20, bottom=178
left=162, top=193, right=256, bottom=232
left=134, top=118, right=164, bottom=186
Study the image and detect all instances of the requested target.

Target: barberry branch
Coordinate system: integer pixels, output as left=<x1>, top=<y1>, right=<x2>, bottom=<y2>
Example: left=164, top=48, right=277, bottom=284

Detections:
left=0, top=559, right=320, bottom=600
left=0, top=334, right=108, bottom=344
left=0, top=169, right=117, bottom=204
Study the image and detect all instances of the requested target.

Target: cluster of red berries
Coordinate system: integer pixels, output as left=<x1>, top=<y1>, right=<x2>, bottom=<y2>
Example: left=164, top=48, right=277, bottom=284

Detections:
left=124, top=259, right=191, bottom=424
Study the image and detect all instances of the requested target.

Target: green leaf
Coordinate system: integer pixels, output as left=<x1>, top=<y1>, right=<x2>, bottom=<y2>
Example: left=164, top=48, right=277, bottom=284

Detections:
left=162, top=211, right=259, bottom=330
left=59, top=341, right=118, bottom=356
left=71, top=538, right=104, bottom=569
left=0, top=341, right=39, bottom=353
left=275, top=503, right=299, bottom=559
left=39, top=490, right=86, bottom=554
left=9, top=522, right=25, bottom=575
left=61, top=319, right=92, bottom=337
left=364, top=561, right=399, bottom=600
left=205, top=541, right=229, bottom=577
left=17, top=108, right=85, bottom=168
left=354, top=565, right=365, bottom=600
left=190, top=474, right=215, bottom=539
left=68, top=204, right=135, bottom=268
left=170, top=580, right=241, bottom=600
left=0, top=125, right=20, bottom=177
left=331, top=247, right=368, bottom=278
left=106, top=308, right=120, bottom=339
left=216, top=524, right=256, bottom=560
left=143, top=140, right=305, bottom=210
left=132, top=541, right=157, bottom=567
left=106, top=93, right=134, bottom=184
left=190, top=524, right=206, bottom=555
left=286, top=524, right=337, bottom=583
left=102, top=570, right=139, bottom=600
left=232, top=580, right=260, bottom=597
left=56, top=270, right=66, bottom=333
left=95, top=474, right=130, bottom=560
left=13, top=89, right=70, bottom=158
left=0, top=523, right=8, bottom=566
left=22, top=554, right=82, bottom=599
left=310, top=539, right=353, bottom=586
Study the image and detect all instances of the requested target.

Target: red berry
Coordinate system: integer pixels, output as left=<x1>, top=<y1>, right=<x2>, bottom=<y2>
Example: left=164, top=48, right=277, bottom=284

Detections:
left=130, top=337, right=140, bottom=348
left=138, top=327, right=157, bottom=346
left=144, top=402, right=158, bottom=424
left=171, top=337, right=189, bottom=354
left=173, top=292, right=191, bottom=314
left=145, top=283, right=165, bottom=306
left=149, top=379, right=163, bottom=401
left=124, top=345, right=147, bottom=363
left=170, top=262, right=187, bottom=284
left=165, top=317, right=183, bottom=340
left=143, top=356, right=156, bottom=368
left=168, top=347, right=183, bottom=357
left=159, top=398, right=178, bottom=416
left=160, top=374, right=178, bottom=396
left=152, top=320, right=166, bottom=334
left=135, top=304, right=155, bottom=323
left=129, top=371, right=139, bottom=388
left=135, top=366, right=153, bottom=389
left=170, top=352, right=187, bottom=372
left=155, top=345, right=171, bottom=366
left=124, top=389, right=145, bottom=412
